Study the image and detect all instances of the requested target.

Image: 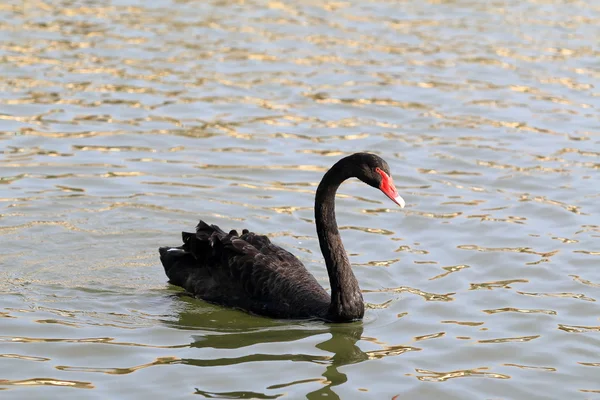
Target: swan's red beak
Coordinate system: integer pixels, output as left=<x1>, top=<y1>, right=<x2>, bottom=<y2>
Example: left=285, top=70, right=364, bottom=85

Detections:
left=376, top=168, right=405, bottom=208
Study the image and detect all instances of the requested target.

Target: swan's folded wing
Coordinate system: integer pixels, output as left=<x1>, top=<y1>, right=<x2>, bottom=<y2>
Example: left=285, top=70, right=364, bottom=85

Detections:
left=192, top=221, right=323, bottom=303
left=219, top=235, right=304, bottom=300
left=239, top=230, right=306, bottom=268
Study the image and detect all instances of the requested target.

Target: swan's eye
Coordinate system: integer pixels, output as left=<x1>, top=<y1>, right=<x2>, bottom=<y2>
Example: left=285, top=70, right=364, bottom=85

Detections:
left=375, top=167, right=386, bottom=177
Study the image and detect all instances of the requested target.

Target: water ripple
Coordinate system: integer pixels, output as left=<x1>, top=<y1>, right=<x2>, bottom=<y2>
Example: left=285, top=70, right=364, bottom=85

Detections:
left=1, top=0, right=599, bottom=398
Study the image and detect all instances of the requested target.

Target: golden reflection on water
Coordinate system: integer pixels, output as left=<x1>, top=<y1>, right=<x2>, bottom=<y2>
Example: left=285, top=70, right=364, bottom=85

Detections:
left=365, top=286, right=455, bottom=302
left=356, top=258, right=401, bottom=267
left=365, top=299, right=394, bottom=310
left=414, top=367, right=510, bottom=382
left=429, top=264, right=469, bottom=280
left=0, top=354, right=50, bottom=362
left=482, top=308, right=557, bottom=315
left=557, top=324, right=600, bottom=333
left=469, top=279, right=528, bottom=291
left=578, top=362, right=600, bottom=367
left=1, top=336, right=188, bottom=349
left=570, top=275, right=600, bottom=287
left=478, top=335, right=540, bottom=344
left=442, top=321, right=484, bottom=327
left=517, top=291, right=596, bottom=302
left=0, top=378, right=94, bottom=389
left=1, top=0, right=599, bottom=398
left=56, top=356, right=180, bottom=375
left=414, top=332, right=445, bottom=342
left=366, top=345, right=420, bottom=360
left=504, top=363, right=556, bottom=372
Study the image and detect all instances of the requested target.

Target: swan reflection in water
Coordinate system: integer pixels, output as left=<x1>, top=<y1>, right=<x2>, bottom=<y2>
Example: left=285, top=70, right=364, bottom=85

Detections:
left=167, top=296, right=418, bottom=399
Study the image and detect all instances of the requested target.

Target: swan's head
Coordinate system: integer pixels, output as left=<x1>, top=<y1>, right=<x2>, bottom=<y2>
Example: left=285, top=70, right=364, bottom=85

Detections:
left=349, top=153, right=406, bottom=208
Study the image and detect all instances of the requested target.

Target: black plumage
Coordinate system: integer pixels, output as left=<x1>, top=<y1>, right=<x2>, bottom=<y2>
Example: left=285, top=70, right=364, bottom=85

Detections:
left=159, top=153, right=405, bottom=322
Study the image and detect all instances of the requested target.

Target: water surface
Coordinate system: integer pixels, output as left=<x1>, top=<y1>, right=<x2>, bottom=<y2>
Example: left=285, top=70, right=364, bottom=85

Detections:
left=1, top=0, right=599, bottom=398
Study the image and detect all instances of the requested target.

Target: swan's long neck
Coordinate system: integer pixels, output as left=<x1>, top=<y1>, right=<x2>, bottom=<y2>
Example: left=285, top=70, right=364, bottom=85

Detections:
left=315, top=168, right=364, bottom=322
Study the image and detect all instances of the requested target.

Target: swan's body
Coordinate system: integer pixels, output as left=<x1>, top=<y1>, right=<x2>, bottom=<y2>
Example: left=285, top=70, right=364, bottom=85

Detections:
left=159, top=153, right=404, bottom=322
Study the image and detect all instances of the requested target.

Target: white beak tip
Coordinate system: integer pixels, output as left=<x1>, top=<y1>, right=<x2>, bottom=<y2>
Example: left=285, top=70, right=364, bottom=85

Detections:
left=394, top=195, right=406, bottom=209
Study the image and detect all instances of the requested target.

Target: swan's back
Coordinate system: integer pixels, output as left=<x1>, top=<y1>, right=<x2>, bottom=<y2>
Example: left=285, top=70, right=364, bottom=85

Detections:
left=159, top=221, right=330, bottom=319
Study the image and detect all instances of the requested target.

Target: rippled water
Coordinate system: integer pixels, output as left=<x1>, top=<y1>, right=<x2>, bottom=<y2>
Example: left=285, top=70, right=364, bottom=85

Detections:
left=1, top=0, right=599, bottom=398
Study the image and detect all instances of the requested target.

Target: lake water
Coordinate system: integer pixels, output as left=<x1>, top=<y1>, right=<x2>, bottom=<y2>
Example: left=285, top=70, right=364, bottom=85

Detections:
left=1, top=0, right=599, bottom=398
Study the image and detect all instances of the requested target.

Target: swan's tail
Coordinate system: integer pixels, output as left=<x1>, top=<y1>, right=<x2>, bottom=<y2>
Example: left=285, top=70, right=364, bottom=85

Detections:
left=158, top=245, right=187, bottom=266
left=158, top=245, right=196, bottom=287
left=158, top=220, right=233, bottom=288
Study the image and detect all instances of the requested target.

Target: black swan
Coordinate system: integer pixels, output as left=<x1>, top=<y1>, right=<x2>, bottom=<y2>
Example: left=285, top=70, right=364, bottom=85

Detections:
left=159, top=153, right=405, bottom=322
